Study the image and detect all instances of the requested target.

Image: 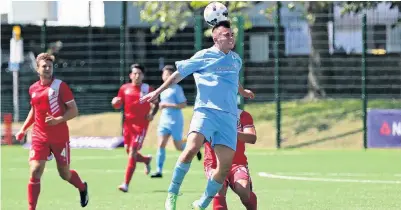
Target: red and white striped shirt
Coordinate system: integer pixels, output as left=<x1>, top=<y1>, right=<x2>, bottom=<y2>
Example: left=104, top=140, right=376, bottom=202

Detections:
left=29, top=78, right=74, bottom=143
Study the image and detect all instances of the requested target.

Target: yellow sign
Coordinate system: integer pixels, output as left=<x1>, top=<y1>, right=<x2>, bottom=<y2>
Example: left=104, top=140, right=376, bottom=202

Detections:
left=12, top=26, right=21, bottom=40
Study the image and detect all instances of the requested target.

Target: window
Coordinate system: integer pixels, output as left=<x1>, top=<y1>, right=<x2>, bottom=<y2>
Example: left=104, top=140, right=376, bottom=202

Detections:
left=249, top=34, right=269, bottom=62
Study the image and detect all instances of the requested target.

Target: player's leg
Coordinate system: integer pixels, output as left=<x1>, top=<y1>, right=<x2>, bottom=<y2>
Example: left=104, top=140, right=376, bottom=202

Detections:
left=133, top=128, right=152, bottom=175
left=205, top=166, right=229, bottom=210
left=230, top=165, right=256, bottom=210
left=193, top=112, right=237, bottom=209
left=171, top=117, right=202, bottom=160
left=165, top=132, right=206, bottom=209
left=119, top=141, right=138, bottom=192
left=52, top=142, right=89, bottom=207
left=194, top=144, right=235, bottom=209
left=28, top=142, right=48, bottom=210
left=151, top=129, right=170, bottom=178
left=213, top=182, right=229, bottom=210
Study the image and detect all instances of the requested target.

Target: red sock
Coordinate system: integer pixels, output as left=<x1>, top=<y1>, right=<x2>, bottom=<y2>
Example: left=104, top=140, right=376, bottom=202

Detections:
left=68, top=170, right=86, bottom=191
left=28, top=177, right=41, bottom=210
left=213, top=195, right=228, bottom=210
left=239, top=191, right=257, bottom=210
left=136, top=153, right=151, bottom=164
left=124, top=157, right=136, bottom=185
left=249, top=191, right=258, bottom=210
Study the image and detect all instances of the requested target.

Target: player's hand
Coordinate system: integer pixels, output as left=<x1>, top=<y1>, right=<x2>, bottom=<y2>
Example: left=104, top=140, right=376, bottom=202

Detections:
left=140, top=91, right=160, bottom=103
left=241, top=89, right=255, bottom=99
left=159, top=103, right=167, bottom=109
left=146, top=114, right=154, bottom=121
left=15, top=130, right=26, bottom=141
left=45, top=113, right=63, bottom=126
left=111, top=97, right=122, bottom=109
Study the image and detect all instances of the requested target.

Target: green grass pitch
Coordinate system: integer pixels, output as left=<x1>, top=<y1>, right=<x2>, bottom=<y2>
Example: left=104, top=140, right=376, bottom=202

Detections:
left=2, top=147, right=401, bottom=209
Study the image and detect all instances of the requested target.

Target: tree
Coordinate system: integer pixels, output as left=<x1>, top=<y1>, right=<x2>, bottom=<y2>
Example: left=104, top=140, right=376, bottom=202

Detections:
left=138, top=1, right=401, bottom=99
left=136, top=1, right=254, bottom=45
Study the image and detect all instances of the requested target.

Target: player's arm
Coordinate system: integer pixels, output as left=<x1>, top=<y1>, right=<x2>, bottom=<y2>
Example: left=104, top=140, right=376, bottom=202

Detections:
left=47, top=100, right=78, bottom=125
left=112, top=86, right=124, bottom=109
left=158, top=71, right=183, bottom=93
left=46, top=83, right=78, bottom=125
left=160, top=85, right=187, bottom=109
left=160, top=102, right=187, bottom=109
left=148, top=98, right=159, bottom=118
left=237, top=127, right=257, bottom=144
left=238, top=112, right=257, bottom=144
left=238, top=82, right=255, bottom=99
left=140, top=51, right=205, bottom=103
left=21, top=107, right=35, bottom=132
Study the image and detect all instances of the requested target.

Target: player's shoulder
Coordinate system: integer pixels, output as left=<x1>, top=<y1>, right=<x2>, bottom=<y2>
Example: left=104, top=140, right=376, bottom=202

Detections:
left=55, top=79, right=68, bottom=87
left=191, top=49, right=208, bottom=59
left=174, top=84, right=184, bottom=90
left=238, top=109, right=253, bottom=121
left=231, top=51, right=242, bottom=62
left=29, top=81, right=40, bottom=90
left=120, top=83, right=131, bottom=90
left=141, top=83, right=154, bottom=91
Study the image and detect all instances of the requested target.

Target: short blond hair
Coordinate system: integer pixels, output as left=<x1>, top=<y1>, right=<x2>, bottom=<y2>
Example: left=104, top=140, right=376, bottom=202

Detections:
left=36, top=53, right=55, bottom=66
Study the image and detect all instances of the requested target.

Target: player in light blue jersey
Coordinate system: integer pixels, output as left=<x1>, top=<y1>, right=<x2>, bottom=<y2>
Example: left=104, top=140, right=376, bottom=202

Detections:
left=150, top=65, right=202, bottom=179
left=140, top=20, right=254, bottom=210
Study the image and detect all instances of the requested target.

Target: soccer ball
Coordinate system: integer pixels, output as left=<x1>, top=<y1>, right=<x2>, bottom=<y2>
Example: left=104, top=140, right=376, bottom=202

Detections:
left=203, top=2, right=229, bottom=26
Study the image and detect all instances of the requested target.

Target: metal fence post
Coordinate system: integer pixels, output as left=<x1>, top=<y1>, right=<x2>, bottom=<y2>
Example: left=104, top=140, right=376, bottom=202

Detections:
left=119, top=2, right=127, bottom=135
left=362, top=13, right=368, bottom=149
left=194, top=14, right=203, bottom=52
left=236, top=16, right=245, bottom=110
left=274, top=2, right=282, bottom=149
left=41, top=19, right=47, bottom=52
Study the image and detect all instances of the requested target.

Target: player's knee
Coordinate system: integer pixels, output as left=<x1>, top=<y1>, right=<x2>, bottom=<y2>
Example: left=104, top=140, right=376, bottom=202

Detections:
left=30, top=167, right=43, bottom=179
left=129, top=149, right=138, bottom=158
left=181, top=145, right=199, bottom=161
left=234, top=182, right=251, bottom=201
left=29, top=161, right=45, bottom=179
left=238, top=189, right=251, bottom=202
left=217, top=163, right=231, bottom=176
left=58, top=168, right=71, bottom=180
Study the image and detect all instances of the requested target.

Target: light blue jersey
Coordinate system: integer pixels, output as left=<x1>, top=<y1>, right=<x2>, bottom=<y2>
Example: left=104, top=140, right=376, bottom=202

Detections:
left=175, top=46, right=242, bottom=151
left=158, top=84, right=186, bottom=141
left=176, top=46, right=242, bottom=116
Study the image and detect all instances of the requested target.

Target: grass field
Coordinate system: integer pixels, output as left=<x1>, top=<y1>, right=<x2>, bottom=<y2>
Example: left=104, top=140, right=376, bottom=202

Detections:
left=8, top=99, right=400, bottom=149
left=2, top=147, right=401, bottom=210
left=67, top=99, right=401, bottom=149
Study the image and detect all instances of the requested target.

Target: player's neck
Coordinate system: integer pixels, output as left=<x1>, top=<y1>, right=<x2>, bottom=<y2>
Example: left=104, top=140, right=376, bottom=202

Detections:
left=39, top=77, right=53, bottom=86
left=131, top=82, right=142, bottom=87
left=214, top=45, right=230, bottom=54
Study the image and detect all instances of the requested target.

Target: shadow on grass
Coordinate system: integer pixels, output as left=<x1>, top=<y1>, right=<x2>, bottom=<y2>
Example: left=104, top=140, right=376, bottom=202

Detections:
left=283, top=128, right=363, bottom=149
left=151, top=190, right=200, bottom=194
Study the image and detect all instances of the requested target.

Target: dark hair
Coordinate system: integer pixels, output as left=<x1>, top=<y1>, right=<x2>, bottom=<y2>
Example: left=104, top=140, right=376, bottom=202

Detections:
left=162, top=65, right=175, bottom=73
left=212, top=20, right=231, bottom=32
left=131, top=63, right=145, bottom=74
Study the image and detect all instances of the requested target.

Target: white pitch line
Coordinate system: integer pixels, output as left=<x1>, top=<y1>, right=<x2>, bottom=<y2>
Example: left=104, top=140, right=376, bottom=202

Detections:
left=5, top=167, right=207, bottom=175
left=258, top=172, right=401, bottom=184
left=264, top=172, right=401, bottom=177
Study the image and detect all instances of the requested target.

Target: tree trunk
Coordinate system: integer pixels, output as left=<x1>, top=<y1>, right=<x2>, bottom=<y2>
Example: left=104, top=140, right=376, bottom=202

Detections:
left=304, top=2, right=330, bottom=101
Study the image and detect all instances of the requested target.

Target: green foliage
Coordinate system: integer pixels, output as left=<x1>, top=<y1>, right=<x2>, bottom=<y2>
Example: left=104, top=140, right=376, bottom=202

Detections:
left=137, top=1, right=400, bottom=45
left=137, top=1, right=254, bottom=45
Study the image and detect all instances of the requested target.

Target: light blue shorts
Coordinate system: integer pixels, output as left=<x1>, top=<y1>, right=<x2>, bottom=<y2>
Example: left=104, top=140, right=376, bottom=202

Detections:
left=158, top=121, right=184, bottom=142
left=188, top=107, right=237, bottom=151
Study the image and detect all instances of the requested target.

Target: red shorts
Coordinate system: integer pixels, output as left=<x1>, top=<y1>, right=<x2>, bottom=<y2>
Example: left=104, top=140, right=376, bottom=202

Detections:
left=205, top=164, right=252, bottom=191
left=29, top=141, right=70, bottom=166
left=123, top=122, right=148, bottom=152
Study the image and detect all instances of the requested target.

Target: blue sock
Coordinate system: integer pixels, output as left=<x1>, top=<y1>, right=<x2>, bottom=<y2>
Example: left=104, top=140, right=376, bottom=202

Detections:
left=156, top=148, right=166, bottom=173
left=168, top=161, right=191, bottom=195
left=198, top=178, right=223, bottom=208
left=181, top=142, right=186, bottom=151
